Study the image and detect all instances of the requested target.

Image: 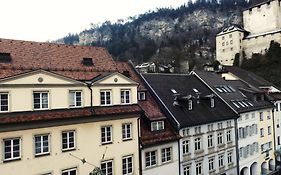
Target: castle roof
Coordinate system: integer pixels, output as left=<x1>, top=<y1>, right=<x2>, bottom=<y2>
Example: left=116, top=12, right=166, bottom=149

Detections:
left=217, top=24, right=248, bottom=36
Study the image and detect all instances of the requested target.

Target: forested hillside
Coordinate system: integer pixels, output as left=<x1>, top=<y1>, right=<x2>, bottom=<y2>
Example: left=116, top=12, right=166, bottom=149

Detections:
left=58, top=0, right=265, bottom=72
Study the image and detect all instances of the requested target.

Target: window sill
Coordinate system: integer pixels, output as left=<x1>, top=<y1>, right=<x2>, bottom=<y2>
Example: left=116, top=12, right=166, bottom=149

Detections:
left=35, top=152, right=50, bottom=158
left=218, top=143, right=225, bottom=148
left=194, top=149, right=204, bottom=155
left=62, top=148, right=76, bottom=152
left=101, top=142, right=113, bottom=146
left=3, top=157, right=21, bottom=163
left=122, top=138, right=133, bottom=142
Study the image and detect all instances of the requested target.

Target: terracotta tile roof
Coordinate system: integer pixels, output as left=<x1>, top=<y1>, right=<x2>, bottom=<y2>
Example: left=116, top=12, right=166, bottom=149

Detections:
left=0, top=38, right=118, bottom=80
left=0, top=105, right=142, bottom=124
left=116, top=62, right=180, bottom=146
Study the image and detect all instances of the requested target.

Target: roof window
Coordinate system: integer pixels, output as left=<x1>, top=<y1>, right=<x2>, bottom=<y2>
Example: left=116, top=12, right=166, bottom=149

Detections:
left=151, top=121, right=164, bottom=132
left=171, top=89, right=178, bottom=94
left=0, top=53, right=12, bottom=63
left=82, top=58, right=94, bottom=66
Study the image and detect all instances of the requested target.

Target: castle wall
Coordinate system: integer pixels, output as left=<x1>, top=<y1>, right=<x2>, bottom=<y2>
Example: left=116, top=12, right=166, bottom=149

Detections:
left=243, top=31, right=281, bottom=58
left=243, top=0, right=281, bottom=34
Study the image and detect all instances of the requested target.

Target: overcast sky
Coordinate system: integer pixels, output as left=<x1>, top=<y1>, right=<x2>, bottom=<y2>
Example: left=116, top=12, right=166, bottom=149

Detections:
left=0, top=0, right=188, bottom=42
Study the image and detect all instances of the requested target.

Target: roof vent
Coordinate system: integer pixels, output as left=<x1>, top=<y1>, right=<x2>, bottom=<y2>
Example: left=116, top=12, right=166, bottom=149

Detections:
left=82, top=58, right=94, bottom=66
left=0, top=53, right=12, bottom=63
left=122, top=70, right=130, bottom=77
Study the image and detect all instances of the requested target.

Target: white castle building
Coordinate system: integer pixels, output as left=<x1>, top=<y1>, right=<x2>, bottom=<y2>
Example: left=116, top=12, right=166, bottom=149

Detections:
left=216, top=0, right=281, bottom=66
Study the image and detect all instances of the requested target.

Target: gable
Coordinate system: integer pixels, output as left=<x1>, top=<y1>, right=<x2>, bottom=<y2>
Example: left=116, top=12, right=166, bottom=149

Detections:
left=0, top=70, right=84, bottom=85
left=92, top=72, right=138, bottom=86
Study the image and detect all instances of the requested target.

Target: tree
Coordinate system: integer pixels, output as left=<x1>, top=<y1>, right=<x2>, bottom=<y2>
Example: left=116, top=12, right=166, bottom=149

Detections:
left=233, top=53, right=240, bottom=66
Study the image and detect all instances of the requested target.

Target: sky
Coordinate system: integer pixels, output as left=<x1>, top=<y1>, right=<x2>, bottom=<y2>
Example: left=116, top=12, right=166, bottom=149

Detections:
left=0, top=0, right=188, bottom=42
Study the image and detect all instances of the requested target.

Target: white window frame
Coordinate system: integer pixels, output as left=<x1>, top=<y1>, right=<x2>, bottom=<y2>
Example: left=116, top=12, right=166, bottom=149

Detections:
left=34, top=134, right=50, bottom=156
left=210, top=98, right=215, bottom=108
left=145, top=150, right=157, bottom=168
left=101, top=160, right=113, bottom=175
left=62, top=167, right=77, bottom=175
left=226, top=130, right=232, bottom=142
left=0, top=93, right=8, bottom=112
left=217, top=132, right=224, bottom=145
left=137, top=91, right=146, bottom=101
left=268, top=126, right=271, bottom=135
left=122, top=155, right=133, bottom=175
left=33, top=91, right=49, bottom=110
left=183, top=165, right=190, bottom=175
left=69, top=91, right=82, bottom=107
left=196, top=162, right=202, bottom=175
left=207, top=135, right=213, bottom=148
left=194, top=137, right=201, bottom=151
left=161, top=147, right=172, bottom=163
left=182, top=140, right=190, bottom=154
left=208, top=158, right=214, bottom=171
left=260, top=128, right=264, bottom=137
left=62, top=130, right=76, bottom=151
left=218, top=154, right=224, bottom=167
left=100, top=90, right=112, bottom=106
left=121, top=89, right=131, bottom=104
left=151, top=121, right=164, bottom=131
left=122, top=123, right=132, bottom=141
left=188, top=100, right=192, bottom=110
left=3, top=137, right=21, bottom=161
left=101, top=126, right=113, bottom=144
left=227, top=152, right=233, bottom=164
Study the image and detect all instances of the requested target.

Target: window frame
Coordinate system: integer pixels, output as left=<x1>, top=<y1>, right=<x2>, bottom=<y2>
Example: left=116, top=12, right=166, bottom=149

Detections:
left=145, top=150, right=157, bottom=168
left=195, top=162, right=202, bottom=175
left=182, top=140, right=190, bottom=154
left=34, top=133, right=50, bottom=156
left=121, top=89, right=131, bottom=104
left=151, top=121, right=164, bottom=132
left=161, top=147, right=172, bottom=163
left=208, top=157, right=214, bottom=171
left=69, top=90, right=82, bottom=108
left=218, top=154, right=224, bottom=167
left=3, top=137, right=21, bottom=162
left=227, top=152, right=233, bottom=164
left=33, top=91, right=49, bottom=110
left=101, top=125, right=113, bottom=144
left=101, top=159, right=113, bottom=175
left=100, top=90, right=112, bottom=106
left=207, top=134, right=213, bottom=148
left=122, top=155, right=133, bottom=175
left=226, top=130, right=232, bottom=142
left=194, top=137, right=201, bottom=151
left=137, top=91, right=146, bottom=101
left=62, top=130, right=76, bottom=151
left=0, top=92, right=9, bottom=112
left=217, top=132, right=224, bottom=145
left=122, top=123, right=132, bottom=141
left=61, top=167, right=77, bottom=175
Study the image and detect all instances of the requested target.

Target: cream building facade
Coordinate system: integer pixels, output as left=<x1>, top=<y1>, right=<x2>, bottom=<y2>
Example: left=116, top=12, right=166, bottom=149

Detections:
left=216, top=0, right=281, bottom=66
left=0, top=70, right=141, bottom=175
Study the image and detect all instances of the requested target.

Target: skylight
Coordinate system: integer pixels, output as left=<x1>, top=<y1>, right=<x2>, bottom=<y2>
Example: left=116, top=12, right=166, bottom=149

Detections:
left=215, top=85, right=236, bottom=93
left=193, top=88, right=199, bottom=93
left=171, top=89, right=177, bottom=94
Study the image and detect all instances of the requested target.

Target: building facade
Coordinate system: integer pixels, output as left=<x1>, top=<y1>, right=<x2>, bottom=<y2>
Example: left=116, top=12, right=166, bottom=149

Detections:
left=216, top=0, right=281, bottom=65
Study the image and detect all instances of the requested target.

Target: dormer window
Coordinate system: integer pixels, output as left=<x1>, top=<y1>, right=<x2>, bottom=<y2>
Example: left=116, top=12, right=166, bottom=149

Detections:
left=211, top=98, right=215, bottom=108
left=82, top=58, right=94, bottom=66
left=188, top=100, right=192, bottom=110
left=138, top=91, right=146, bottom=101
left=151, top=121, right=164, bottom=131
left=0, top=53, right=12, bottom=63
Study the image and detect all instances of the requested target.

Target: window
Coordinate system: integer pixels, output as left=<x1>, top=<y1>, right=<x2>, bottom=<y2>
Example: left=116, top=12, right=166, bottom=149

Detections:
left=100, top=90, right=111, bottom=105
left=218, top=155, right=224, bottom=167
left=268, top=126, right=271, bottom=135
left=276, top=103, right=279, bottom=111
left=69, top=91, right=82, bottom=107
left=183, top=165, right=190, bottom=175
left=182, top=140, right=190, bottom=154
left=208, top=158, right=214, bottom=171
left=138, top=92, right=146, bottom=101
left=227, top=152, right=233, bottom=164
left=121, top=90, right=131, bottom=104
left=260, top=128, right=264, bottom=137
left=222, top=42, right=225, bottom=46
left=239, top=147, right=243, bottom=159
left=194, top=138, right=201, bottom=151
left=227, top=121, right=232, bottom=127
left=161, top=147, right=172, bottom=163
left=62, top=130, right=75, bottom=151
left=62, top=168, right=77, bottom=175
left=260, top=112, right=263, bottom=121
left=122, top=155, right=133, bottom=175
left=222, top=36, right=225, bottom=40
left=182, top=128, right=189, bottom=136
left=101, top=126, right=112, bottom=144
left=207, top=135, right=213, bottom=148
left=211, top=98, right=215, bottom=108
left=35, top=134, right=50, bottom=156
left=207, top=124, right=213, bottom=132
left=217, top=132, right=224, bottom=145
left=196, top=162, right=202, bottom=175
left=278, top=136, right=280, bottom=145
left=33, top=92, right=48, bottom=109
left=195, top=126, right=201, bottom=134
left=0, top=93, right=8, bottom=111
left=101, top=160, right=113, bottom=175
left=145, top=151, right=157, bottom=167
left=151, top=121, right=164, bottom=131
left=122, top=123, right=132, bottom=140
left=218, top=122, right=223, bottom=129
left=227, top=130, right=232, bottom=142
left=188, top=100, right=192, bottom=110
left=229, top=34, right=232, bottom=38
left=3, top=138, right=21, bottom=161
left=251, top=113, right=255, bottom=119
left=267, top=111, right=271, bottom=120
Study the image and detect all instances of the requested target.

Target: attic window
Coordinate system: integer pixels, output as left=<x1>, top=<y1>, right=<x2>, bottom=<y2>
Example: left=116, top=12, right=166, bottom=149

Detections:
left=211, top=98, right=215, bottom=108
left=171, top=89, right=178, bottom=94
left=188, top=100, right=192, bottom=110
left=82, top=58, right=94, bottom=66
left=0, top=53, right=11, bottom=63
left=138, top=91, right=146, bottom=101
left=151, top=121, right=164, bottom=131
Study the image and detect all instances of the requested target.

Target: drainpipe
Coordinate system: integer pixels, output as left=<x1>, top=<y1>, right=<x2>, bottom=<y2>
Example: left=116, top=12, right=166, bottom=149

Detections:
left=234, top=116, right=240, bottom=175
left=87, top=84, right=94, bottom=114
left=178, top=133, right=181, bottom=175
left=272, top=107, right=277, bottom=170
left=137, top=116, right=142, bottom=175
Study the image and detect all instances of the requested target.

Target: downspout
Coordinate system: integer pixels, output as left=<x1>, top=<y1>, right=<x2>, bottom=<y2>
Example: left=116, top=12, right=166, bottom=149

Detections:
left=177, top=129, right=181, bottom=175
left=87, top=84, right=94, bottom=114
left=272, top=107, right=277, bottom=170
left=234, top=116, right=240, bottom=175
left=137, top=116, right=142, bottom=175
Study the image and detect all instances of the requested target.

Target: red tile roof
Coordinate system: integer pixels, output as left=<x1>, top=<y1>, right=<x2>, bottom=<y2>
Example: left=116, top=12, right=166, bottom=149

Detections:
left=116, top=62, right=180, bottom=146
left=0, top=105, right=142, bottom=124
left=0, top=38, right=118, bottom=80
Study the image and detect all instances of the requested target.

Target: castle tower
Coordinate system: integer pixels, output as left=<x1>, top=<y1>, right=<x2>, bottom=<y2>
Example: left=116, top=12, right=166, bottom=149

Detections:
left=216, top=25, right=246, bottom=66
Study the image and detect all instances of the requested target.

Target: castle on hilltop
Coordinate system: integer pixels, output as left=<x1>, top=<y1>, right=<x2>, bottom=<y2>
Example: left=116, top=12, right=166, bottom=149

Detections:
left=216, top=0, right=281, bottom=66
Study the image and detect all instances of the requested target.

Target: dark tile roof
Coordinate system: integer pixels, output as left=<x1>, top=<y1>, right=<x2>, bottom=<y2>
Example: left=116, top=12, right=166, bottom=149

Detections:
left=194, top=71, right=274, bottom=113
left=142, top=73, right=237, bottom=128
left=0, top=105, right=142, bottom=124
left=0, top=38, right=118, bottom=81
left=117, top=62, right=180, bottom=146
